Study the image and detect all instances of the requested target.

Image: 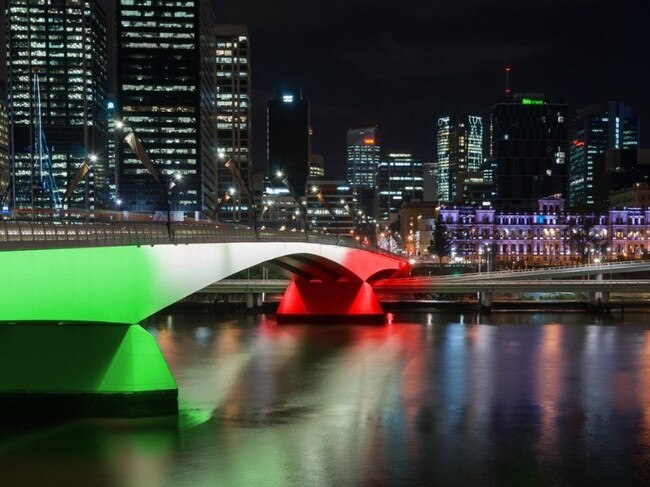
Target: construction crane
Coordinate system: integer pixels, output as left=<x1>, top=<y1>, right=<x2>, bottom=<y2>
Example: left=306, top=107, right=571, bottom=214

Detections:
left=32, top=71, right=61, bottom=209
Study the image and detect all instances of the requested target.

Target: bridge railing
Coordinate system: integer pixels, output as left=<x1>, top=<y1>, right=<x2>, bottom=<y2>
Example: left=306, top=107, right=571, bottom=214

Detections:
left=0, top=220, right=402, bottom=259
left=436, top=259, right=649, bottom=280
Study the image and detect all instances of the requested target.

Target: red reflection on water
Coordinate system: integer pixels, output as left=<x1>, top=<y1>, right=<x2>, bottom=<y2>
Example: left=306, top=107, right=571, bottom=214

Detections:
left=534, top=323, right=565, bottom=463
left=636, top=330, right=650, bottom=463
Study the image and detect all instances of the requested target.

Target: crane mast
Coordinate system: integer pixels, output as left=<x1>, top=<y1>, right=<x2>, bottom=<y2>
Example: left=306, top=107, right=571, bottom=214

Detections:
left=33, top=72, right=61, bottom=209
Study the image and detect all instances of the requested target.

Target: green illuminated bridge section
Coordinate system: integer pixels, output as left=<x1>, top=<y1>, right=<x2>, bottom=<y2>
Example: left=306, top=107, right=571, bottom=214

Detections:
left=0, top=221, right=406, bottom=324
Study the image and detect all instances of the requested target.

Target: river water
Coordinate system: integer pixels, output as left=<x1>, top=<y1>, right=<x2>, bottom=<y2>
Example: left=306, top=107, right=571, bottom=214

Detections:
left=3, top=311, right=650, bottom=486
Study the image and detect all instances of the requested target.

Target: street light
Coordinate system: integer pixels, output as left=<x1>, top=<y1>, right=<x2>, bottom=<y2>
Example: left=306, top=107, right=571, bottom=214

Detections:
left=217, top=152, right=258, bottom=237
left=275, top=171, right=308, bottom=237
left=124, top=131, right=174, bottom=239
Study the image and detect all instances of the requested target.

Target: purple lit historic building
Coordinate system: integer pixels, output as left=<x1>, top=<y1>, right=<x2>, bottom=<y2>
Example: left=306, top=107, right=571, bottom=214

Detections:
left=400, top=196, right=650, bottom=266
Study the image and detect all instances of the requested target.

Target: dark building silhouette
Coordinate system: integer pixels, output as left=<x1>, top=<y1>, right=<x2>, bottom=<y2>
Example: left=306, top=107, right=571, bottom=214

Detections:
left=569, top=101, right=640, bottom=207
left=116, top=0, right=216, bottom=216
left=490, top=93, right=568, bottom=210
left=267, top=89, right=310, bottom=196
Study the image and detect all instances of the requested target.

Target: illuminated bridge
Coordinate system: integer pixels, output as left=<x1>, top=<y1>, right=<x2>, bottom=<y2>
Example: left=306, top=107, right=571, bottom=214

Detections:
left=0, top=220, right=408, bottom=419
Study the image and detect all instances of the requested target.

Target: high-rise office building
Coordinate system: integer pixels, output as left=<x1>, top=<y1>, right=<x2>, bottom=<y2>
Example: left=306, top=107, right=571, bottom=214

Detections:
left=377, top=153, right=423, bottom=221
left=116, top=0, right=216, bottom=216
left=215, top=24, right=251, bottom=223
left=569, top=101, right=640, bottom=207
left=347, top=127, right=380, bottom=220
left=347, top=127, right=380, bottom=189
left=267, top=89, right=310, bottom=196
left=6, top=0, right=108, bottom=210
left=436, top=115, right=483, bottom=203
left=306, top=180, right=355, bottom=235
left=106, top=97, right=118, bottom=205
left=0, top=97, right=9, bottom=206
left=308, top=154, right=325, bottom=178
left=490, top=94, right=568, bottom=210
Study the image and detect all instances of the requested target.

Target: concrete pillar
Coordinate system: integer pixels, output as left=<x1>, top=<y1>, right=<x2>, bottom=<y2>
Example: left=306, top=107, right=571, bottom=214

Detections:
left=0, top=324, right=178, bottom=420
left=246, top=293, right=255, bottom=309
left=593, top=273, right=607, bottom=308
left=256, top=293, right=263, bottom=307
left=277, top=280, right=384, bottom=323
left=479, top=292, right=492, bottom=310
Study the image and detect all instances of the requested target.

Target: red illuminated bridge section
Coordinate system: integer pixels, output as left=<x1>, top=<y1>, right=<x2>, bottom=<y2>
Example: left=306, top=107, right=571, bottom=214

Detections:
left=0, top=223, right=410, bottom=324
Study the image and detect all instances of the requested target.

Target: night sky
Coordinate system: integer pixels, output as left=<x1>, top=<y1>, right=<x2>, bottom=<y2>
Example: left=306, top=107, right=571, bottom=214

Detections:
left=4, top=0, right=647, bottom=178
left=213, top=0, right=648, bottom=177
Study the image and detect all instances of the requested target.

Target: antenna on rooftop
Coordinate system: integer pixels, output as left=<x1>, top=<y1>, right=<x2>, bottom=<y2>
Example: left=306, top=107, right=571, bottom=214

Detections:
left=504, top=66, right=511, bottom=97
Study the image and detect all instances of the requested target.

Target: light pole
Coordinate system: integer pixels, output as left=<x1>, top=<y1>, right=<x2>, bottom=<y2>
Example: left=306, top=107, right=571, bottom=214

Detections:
left=123, top=131, right=175, bottom=240
left=218, top=152, right=258, bottom=238
left=276, top=171, right=308, bottom=238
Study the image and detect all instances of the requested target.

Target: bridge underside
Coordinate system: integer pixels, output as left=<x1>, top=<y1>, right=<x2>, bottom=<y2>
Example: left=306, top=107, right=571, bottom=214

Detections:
left=0, top=241, right=407, bottom=417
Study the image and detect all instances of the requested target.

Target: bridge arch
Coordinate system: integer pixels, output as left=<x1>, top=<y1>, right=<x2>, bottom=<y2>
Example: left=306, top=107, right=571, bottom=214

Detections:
left=1, top=241, right=407, bottom=324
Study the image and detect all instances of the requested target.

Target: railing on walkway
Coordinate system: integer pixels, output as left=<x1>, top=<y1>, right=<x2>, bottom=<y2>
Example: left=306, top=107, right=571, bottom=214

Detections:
left=435, top=259, right=650, bottom=281
left=0, top=220, right=401, bottom=259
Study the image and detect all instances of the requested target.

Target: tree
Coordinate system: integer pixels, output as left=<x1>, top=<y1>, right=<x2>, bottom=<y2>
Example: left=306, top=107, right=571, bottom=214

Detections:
left=429, top=215, right=451, bottom=262
left=568, top=212, right=596, bottom=264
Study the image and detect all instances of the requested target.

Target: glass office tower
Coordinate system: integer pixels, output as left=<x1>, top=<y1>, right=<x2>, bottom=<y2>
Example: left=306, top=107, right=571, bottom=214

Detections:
left=215, top=24, right=251, bottom=223
left=377, top=153, right=423, bottom=221
left=490, top=94, right=568, bottom=210
left=6, top=0, right=108, bottom=210
left=436, top=115, right=483, bottom=203
left=347, top=127, right=380, bottom=189
left=116, top=0, right=216, bottom=216
left=569, top=101, right=640, bottom=207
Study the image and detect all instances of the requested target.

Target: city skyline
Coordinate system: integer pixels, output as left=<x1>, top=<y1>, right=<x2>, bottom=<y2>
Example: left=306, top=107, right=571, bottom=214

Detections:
left=214, top=0, right=648, bottom=177
left=4, top=0, right=645, bottom=179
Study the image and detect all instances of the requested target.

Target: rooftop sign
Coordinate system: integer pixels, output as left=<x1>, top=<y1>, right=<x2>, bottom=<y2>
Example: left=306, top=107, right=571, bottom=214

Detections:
left=521, top=98, right=545, bottom=105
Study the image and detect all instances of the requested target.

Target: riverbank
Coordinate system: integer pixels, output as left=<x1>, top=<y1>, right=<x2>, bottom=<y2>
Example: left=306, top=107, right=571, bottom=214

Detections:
left=166, top=298, right=650, bottom=314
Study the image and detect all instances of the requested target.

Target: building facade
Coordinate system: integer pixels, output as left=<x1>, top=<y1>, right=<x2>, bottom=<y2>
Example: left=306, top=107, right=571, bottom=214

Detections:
left=6, top=0, right=108, bottom=210
left=0, top=98, right=8, bottom=207
left=267, top=89, right=310, bottom=196
left=116, top=0, right=217, bottom=216
left=490, top=94, right=568, bottom=210
left=306, top=180, right=356, bottom=235
left=402, top=196, right=650, bottom=265
left=377, top=152, right=423, bottom=221
left=215, top=24, right=251, bottom=223
left=308, top=154, right=325, bottom=178
left=569, top=101, right=640, bottom=207
left=347, top=127, right=380, bottom=189
left=436, top=115, right=483, bottom=203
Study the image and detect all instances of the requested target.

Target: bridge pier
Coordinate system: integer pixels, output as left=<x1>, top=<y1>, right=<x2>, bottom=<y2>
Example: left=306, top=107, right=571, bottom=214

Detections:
left=589, top=273, right=610, bottom=311
left=479, top=292, right=492, bottom=311
left=276, top=280, right=384, bottom=323
left=245, top=293, right=264, bottom=310
left=0, top=323, right=177, bottom=420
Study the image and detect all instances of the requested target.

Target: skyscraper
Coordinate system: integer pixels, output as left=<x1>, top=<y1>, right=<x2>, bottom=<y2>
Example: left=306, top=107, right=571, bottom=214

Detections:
left=116, top=0, right=216, bottom=216
left=347, top=127, right=380, bottom=189
left=490, top=94, right=568, bottom=210
left=6, top=0, right=108, bottom=210
left=436, top=115, right=483, bottom=203
left=267, top=89, right=310, bottom=196
left=215, top=24, right=251, bottom=223
left=0, top=96, right=8, bottom=206
left=569, top=101, right=640, bottom=207
left=377, top=153, right=423, bottom=221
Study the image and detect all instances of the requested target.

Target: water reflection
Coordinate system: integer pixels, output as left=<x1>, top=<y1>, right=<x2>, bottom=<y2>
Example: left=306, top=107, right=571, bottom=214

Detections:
left=2, top=311, right=650, bottom=486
